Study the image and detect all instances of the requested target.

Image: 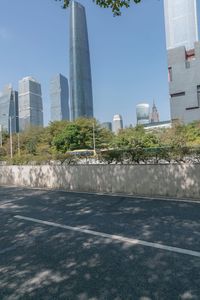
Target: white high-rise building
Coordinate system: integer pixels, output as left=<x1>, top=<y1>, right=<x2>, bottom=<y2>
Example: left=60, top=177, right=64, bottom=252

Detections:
left=136, top=103, right=150, bottom=125
left=18, top=77, right=43, bottom=131
left=113, top=114, right=123, bottom=134
left=164, top=0, right=198, bottom=50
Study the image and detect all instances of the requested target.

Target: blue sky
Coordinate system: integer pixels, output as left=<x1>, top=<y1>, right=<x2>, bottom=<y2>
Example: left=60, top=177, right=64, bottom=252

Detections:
left=0, top=0, right=200, bottom=126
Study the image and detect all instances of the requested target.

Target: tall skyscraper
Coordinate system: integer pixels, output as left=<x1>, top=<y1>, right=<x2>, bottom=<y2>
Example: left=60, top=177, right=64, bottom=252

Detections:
left=0, top=85, right=19, bottom=133
left=150, top=102, right=159, bottom=123
left=113, top=114, right=123, bottom=134
left=164, top=0, right=198, bottom=50
left=50, top=74, right=69, bottom=122
left=69, top=1, right=93, bottom=120
left=136, top=103, right=150, bottom=125
left=18, top=77, right=43, bottom=131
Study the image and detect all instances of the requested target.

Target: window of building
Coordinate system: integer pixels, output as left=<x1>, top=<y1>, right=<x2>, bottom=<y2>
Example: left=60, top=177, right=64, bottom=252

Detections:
left=168, top=67, right=172, bottom=82
left=197, top=85, right=200, bottom=106
left=185, top=61, right=190, bottom=69
left=171, top=92, right=185, bottom=98
left=186, top=49, right=195, bottom=61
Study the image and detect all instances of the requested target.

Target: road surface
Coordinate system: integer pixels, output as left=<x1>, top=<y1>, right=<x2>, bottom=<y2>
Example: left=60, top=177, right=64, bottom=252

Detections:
left=0, top=186, right=200, bottom=299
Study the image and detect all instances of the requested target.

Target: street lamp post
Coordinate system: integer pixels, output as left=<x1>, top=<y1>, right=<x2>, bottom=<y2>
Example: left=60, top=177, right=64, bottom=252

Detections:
left=9, top=116, right=13, bottom=159
left=0, top=124, right=2, bottom=147
left=93, top=121, right=96, bottom=156
left=0, top=114, right=19, bottom=158
left=17, top=132, right=20, bottom=156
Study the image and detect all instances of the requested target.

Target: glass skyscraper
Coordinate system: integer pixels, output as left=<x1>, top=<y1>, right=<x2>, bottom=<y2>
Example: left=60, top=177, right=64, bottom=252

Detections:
left=164, top=0, right=198, bottom=50
left=69, top=1, right=93, bottom=120
left=0, top=84, right=19, bottom=133
left=50, top=74, right=69, bottom=122
left=18, top=76, right=43, bottom=131
left=136, top=103, right=150, bottom=125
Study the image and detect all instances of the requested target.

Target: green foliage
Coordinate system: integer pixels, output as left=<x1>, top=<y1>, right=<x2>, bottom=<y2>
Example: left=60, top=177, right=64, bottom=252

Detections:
left=56, top=0, right=141, bottom=15
left=112, top=125, right=160, bottom=149
left=53, top=123, right=82, bottom=152
left=52, top=118, right=113, bottom=153
left=1, top=119, right=200, bottom=165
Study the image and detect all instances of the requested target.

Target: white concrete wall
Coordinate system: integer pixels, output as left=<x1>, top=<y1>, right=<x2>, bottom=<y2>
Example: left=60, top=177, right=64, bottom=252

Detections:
left=0, top=164, right=199, bottom=199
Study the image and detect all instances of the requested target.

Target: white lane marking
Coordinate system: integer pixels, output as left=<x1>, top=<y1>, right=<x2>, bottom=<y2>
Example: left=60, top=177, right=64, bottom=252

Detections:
left=14, top=215, right=200, bottom=258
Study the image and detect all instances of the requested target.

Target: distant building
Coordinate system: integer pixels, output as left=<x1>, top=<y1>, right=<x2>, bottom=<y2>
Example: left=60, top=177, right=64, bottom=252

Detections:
left=101, top=122, right=112, bottom=131
left=168, top=42, right=200, bottom=124
left=144, top=120, right=172, bottom=131
left=136, top=103, right=150, bottom=125
left=0, top=84, right=19, bottom=133
left=150, top=102, right=159, bottom=123
left=69, top=1, right=93, bottom=120
left=50, top=74, right=69, bottom=122
left=18, top=76, right=43, bottom=131
left=164, top=0, right=198, bottom=51
left=113, top=114, right=123, bottom=134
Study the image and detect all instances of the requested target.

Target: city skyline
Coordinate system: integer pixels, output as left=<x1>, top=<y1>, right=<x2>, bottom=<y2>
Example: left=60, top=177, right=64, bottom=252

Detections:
left=0, top=1, right=200, bottom=127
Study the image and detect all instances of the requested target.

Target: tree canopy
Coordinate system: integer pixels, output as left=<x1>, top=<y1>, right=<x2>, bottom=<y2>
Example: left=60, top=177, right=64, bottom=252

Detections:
left=57, top=0, right=141, bottom=15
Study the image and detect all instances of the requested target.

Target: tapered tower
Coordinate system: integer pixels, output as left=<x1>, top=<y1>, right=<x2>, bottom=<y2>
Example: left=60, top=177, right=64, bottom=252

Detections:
left=69, top=1, right=93, bottom=120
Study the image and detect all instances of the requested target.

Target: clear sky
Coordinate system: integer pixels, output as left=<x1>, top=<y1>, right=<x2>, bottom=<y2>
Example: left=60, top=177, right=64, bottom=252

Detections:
left=0, top=0, right=200, bottom=127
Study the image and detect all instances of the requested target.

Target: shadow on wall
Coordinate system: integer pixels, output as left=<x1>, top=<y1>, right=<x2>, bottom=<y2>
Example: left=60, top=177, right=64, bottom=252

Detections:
left=0, top=164, right=200, bottom=199
left=0, top=187, right=200, bottom=299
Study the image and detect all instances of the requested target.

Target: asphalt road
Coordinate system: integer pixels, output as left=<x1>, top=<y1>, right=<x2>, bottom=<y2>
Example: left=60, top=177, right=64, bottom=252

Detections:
left=0, top=186, right=200, bottom=300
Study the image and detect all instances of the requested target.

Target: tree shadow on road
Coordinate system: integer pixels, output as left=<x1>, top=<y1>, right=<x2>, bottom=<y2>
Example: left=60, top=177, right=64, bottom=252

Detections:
left=0, top=187, right=200, bottom=299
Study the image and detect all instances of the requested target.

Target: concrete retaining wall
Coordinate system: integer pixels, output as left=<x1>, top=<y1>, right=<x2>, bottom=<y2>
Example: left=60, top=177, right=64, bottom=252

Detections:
left=0, top=164, right=199, bottom=199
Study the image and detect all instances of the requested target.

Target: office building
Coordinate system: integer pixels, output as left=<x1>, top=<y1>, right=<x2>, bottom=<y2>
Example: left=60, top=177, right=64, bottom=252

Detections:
left=164, top=0, right=200, bottom=124
left=150, top=102, right=159, bottom=123
left=0, top=84, right=19, bottom=133
left=168, top=43, right=200, bottom=123
left=144, top=120, right=172, bottom=131
left=101, top=122, right=112, bottom=131
left=113, top=114, right=123, bottom=134
left=164, top=0, right=198, bottom=51
left=18, top=77, right=43, bottom=131
left=69, top=1, right=93, bottom=120
left=136, top=103, right=150, bottom=125
left=50, top=74, right=69, bottom=122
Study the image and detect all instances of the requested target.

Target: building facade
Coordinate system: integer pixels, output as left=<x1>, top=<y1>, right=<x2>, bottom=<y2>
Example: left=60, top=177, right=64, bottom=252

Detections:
left=69, top=1, right=93, bottom=120
left=0, top=85, right=19, bottom=133
left=164, top=0, right=200, bottom=124
left=144, top=120, right=172, bottom=131
left=18, top=77, right=43, bottom=131
left=50, top=74, right=69, bottom=122
left=113, top=114, right=123, bottom=134
left=150, top=102, right=159, bottom=123
left=164, top=0, right=198, bottom=51
left=101, top=122, right=112, bottom=131
left=136, top=103, right=150, bottom=125
left=168, top=42, right=200, bottom=124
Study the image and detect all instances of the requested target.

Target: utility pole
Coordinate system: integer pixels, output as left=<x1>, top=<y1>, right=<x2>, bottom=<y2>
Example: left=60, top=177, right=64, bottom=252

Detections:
left=0, top=124, right=2, bottom=147
left=9, top=117, right=13, bottom=159
left=93, top=121, right=96, bottom=156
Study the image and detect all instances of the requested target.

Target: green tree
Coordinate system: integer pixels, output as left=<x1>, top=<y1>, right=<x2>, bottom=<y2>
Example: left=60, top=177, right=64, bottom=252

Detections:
left=53, top=123, right=81, bottom=152
left=56, top=0, right=141, bottom=15
left=112, top=125, right=160, bottom=149
left=52, top=118, right=113, bottom=152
